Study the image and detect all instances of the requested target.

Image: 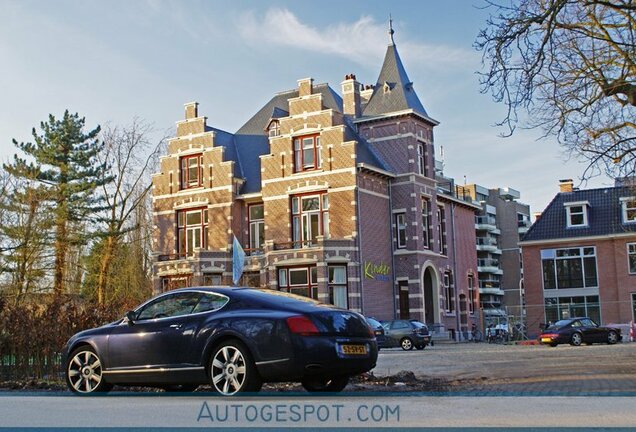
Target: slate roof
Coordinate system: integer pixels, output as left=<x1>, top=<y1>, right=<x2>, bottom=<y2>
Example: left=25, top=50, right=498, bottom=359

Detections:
left=205, top=125, right=242, bottom=178
left=231, top=83, right=389, bottom=194
left=361, top=42, right=429, bottom=118
left=521, top=186, right=636, bottom=242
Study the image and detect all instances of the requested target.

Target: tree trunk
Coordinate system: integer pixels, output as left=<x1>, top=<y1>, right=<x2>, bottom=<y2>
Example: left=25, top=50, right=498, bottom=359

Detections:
left=53, top=219, right=67, bottom=296
left=97, top=235, right=117, bottom=305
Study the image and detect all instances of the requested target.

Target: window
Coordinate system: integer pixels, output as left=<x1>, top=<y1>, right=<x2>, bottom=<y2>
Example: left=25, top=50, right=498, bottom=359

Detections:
left=438, top=205, right=447, bottom=254
left=161, top=275, right=190, bottom=292
left=328, top=265, right=348, bottom=308
left=565, top=203, right=588, bottom=227
left=395, top=213, right=407, bottom=248
left=177, top=208, right=208, bottom=256
left=541, top=247, right=597, bottom=290
left=628, top=243, right=636, bottom=274
left=417, top=143, right=426, bottom=176
left=621, top=197, right=636, bottom=223
left=421, top=198, right=432, bottom=249
left=192, top=292, right=229, bottom=313
left=468, top=274, right=475, bottom=314
left=278, top=266, right=318, bottom=299
left=202, top=274, right=222, bottom=286
left=136, top=292, right=200, bottom=320
left=444, top=272, right=455, bottom=313
left=248, top=204, right=265, bottom=251
left=291, top=194, right=329, bottom=247
left=293, top=134, right=321, bottom=172
left=180, top=154, right=203, bottom=189
left=268, top=121, right=280, bottom=137
left=544, top=295, right=600, bottom=323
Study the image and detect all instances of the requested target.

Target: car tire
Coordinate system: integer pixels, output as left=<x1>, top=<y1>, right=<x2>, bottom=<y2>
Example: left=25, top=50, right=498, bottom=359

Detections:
left=607, top=331, right=619, bottom=345
left=65, top=346, right=113, bottom=394
left=415, top=345, right=425, bottom=350
left=208, top=340, right=262, bottom=395
left=549, top=343, right=558, bottom=347
left=570, top=333, right=583, bottom=346
left=162, top=384, right=199, bottom=393
left=301, top=375, right=349, bottom=393
left=400, top=338, right=414, bottom=351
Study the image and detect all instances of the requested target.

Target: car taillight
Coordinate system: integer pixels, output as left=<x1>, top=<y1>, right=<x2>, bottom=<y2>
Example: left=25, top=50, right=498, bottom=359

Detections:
left=542, top=333, right=558, bottom=339
left=286, top=316, right=320, bottom=336
left=366, top=324, right=376, bottom=338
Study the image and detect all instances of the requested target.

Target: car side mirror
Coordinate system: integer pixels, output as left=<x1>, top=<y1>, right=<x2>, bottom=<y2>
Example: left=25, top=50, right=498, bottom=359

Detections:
left=125, top=310, right=136, bottom=325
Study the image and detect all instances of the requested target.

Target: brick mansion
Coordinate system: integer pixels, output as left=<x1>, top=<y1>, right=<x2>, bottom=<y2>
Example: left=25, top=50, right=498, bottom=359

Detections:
left=151, top=27, right=481, bottom=338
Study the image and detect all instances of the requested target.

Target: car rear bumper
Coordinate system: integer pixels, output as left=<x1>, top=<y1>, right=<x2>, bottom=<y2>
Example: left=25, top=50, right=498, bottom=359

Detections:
left=256, top=335, right=378, bottom=381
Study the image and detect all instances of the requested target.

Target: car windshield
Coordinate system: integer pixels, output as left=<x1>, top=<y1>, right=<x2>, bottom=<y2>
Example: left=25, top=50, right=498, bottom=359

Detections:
left=548, top=319, right=573, bottom=330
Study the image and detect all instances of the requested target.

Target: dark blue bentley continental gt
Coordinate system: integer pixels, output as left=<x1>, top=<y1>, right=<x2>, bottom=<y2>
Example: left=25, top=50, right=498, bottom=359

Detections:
left=63, top=287, right=378, bottom=395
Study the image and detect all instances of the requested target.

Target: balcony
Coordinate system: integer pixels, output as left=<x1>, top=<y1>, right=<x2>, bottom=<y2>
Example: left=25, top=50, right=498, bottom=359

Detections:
left=478, top=258, right=503, bottom=275
left=475, top=216, right=499, bottom=233
left=518, top=219, right=531, bottom=235
left=480, top=287, right=505, bottom=296
left=476, top=237, right=500, bottom=253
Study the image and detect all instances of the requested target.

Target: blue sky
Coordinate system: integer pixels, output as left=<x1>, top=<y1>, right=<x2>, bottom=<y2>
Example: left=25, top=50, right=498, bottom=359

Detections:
left=0, top=0, right=611, bottom=214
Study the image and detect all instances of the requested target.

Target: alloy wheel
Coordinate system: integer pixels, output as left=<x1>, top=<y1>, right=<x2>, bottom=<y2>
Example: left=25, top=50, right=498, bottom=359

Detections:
left=401, top=338, right=413, bottom=350
left=211, top=346, right=247, bottom=395
left=67, top=350, right=103, bottom=393
left=608, top=331, right=618, bottom=344
left=571, top=333, right=582, bottom=346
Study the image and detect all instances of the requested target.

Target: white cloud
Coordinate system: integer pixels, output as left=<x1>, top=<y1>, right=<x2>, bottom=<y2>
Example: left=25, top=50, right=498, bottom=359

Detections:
left=238, top=8, right=473, bottom=72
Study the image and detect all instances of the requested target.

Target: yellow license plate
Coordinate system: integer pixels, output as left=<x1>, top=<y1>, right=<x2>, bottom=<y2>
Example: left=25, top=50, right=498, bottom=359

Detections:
left=341, top=344, right=367, bottom=355
left=541, top=337, right=552, bottom=343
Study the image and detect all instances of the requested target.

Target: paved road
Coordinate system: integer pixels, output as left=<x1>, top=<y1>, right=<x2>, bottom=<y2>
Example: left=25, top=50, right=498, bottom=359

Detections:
left=373, top=342, right=636, bottom=393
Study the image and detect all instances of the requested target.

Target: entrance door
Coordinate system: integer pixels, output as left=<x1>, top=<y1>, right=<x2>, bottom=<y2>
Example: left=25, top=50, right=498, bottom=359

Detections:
left=423, top=268, right=435, bottom=326
left=398, top=281, right=410, bottom=319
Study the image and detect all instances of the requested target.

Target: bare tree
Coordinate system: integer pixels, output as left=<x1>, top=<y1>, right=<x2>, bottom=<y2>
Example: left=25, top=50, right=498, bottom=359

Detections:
left=476, top=0, right=636, bottom=179
left=93, top=120, right=165, bottom=304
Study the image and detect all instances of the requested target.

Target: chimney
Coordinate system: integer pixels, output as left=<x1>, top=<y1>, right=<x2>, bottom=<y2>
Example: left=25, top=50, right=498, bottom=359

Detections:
left=559, top=179, right=574, bottom=193
left=533, top=212, right=542, bottom=222
left=341, top=74, right=361, bottom=118
left=184, top=101, right=198, bottom=120
left=298, top=78, right=314, bottom=97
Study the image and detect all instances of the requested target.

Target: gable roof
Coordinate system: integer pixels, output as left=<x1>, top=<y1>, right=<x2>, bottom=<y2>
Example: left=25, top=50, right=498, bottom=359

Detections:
left=521, top=186, right=636, bottom=242
left=361, top=43, right=429, bottom=119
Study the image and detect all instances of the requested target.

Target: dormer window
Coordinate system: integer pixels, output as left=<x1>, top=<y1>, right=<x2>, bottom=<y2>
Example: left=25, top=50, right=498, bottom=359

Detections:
left=564, top=201, right=589, bottom=228
left=620, top=197, right=636, bottom=223
left=268, top=121, right=280, bottom=137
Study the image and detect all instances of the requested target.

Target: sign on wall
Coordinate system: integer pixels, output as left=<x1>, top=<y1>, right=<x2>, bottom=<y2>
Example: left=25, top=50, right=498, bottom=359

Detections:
left=364, top=261, right=391, bottom=281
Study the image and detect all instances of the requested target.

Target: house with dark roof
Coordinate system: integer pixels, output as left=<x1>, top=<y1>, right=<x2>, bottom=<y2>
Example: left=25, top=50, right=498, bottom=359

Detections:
left=151, top=24, right=480, bottom=337
left=520, top=179, right=636, bottom=337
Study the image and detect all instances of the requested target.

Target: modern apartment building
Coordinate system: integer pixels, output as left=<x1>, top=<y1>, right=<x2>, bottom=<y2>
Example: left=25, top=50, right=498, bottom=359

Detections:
left=151, top=26, right=480, bottom=337
left=521, top=179, right=636, bottom=337
left=456, top=184, right=531, bottom=327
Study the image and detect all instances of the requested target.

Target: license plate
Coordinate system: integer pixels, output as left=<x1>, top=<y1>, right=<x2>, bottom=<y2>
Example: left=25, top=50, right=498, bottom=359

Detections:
left=374, top=331, right=382, bottom=336
left=340, top=344, right=367, bottom=355
left=541, top=337, right=552, bottom=343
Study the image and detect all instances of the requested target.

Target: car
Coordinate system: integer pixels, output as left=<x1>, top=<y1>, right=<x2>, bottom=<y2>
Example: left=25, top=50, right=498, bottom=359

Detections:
left=381, top=319, right=431, bottom=350
left=539, top=317, right=622, bottom=347
left=365, top=317, right=387, bottom=349
left=63, top=287, right=378, bottom=395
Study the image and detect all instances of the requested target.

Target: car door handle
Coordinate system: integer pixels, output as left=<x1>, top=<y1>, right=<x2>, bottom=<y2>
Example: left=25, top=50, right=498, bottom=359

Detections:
left=169, top=324, right=183, bottom=329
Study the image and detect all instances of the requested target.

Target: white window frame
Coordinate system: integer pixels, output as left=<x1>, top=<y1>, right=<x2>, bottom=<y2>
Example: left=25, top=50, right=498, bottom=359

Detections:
left=396, top=213, right=407, bottom=249
left=564, top=202, right=589, bottom=228
left=621, top=197, right=636, bottom=224
left=417, top=143, right=425, bottom=176
left=628, top=243, right=636, bottom=274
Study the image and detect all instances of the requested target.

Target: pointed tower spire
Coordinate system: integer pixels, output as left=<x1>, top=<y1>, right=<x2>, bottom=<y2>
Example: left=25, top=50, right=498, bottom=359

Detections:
left=388, top=14, right=395, bottom=45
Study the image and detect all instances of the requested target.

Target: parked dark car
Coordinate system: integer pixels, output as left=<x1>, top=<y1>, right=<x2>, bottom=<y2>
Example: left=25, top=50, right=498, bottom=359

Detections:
left=539, top=317, right=621, bottom=347
left=381, top=320, right=431, bottom=350
left=63, top=287, right=378, bottom=395
left=365, top=317, right=387, bottom=348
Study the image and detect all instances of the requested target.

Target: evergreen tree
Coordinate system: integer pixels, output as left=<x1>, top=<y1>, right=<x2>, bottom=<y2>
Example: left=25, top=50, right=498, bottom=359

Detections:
left=4, top=111, right=112, bottom=296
